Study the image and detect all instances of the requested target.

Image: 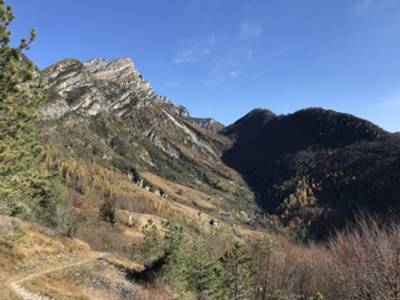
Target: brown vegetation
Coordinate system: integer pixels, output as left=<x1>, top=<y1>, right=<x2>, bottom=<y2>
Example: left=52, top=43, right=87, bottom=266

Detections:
left=248, top=215, right=400, bottom=300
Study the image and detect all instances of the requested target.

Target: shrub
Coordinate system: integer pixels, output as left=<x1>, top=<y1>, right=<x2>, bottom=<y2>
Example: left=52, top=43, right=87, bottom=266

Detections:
left=321, top=216, right=400, bottom=300
left=99, top=199, right=116, bottom=225
left=268, top=290, right=288, bottom=300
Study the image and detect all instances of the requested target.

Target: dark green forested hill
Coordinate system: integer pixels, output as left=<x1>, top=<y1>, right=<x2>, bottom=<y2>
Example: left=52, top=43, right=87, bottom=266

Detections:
left=222, top=108, right=400, bottom=239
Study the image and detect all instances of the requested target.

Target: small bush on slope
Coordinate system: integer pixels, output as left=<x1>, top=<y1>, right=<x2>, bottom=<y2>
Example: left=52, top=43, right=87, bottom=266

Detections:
left=99, top=198, right=116, bottom=225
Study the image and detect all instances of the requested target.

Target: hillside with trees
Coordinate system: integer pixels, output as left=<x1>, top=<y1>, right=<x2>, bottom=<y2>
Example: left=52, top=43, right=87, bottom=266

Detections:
left=222, top=108, right=400, bottom=239
left=1, top=1, right=400, bottom=299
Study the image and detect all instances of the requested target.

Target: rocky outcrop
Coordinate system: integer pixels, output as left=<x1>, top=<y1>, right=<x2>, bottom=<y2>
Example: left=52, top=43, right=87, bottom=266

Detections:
left=84, top=57, right=144, bottom=83
left=40, top=57, right=223, bottom=160
left=190, top=117, right=224, bottom=132
left=40, top=57, right=188, bottom=119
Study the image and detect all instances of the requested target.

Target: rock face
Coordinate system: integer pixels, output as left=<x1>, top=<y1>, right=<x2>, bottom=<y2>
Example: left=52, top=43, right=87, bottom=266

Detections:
left=189, top=117, right=224, bottom=132
left=40, top=56, right=210, bottom=159
left=41, top=57, right=189, bottom=119
left=83, top=58, right=143, bottom=83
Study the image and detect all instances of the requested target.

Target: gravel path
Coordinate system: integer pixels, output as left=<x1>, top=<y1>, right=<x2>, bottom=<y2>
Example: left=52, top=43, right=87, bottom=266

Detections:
left=6, top=255, right=105, bottom=300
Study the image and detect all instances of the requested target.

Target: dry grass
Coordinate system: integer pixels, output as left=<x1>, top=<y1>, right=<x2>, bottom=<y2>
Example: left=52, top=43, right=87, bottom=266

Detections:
left=141, top=172, right=217, bottom=211
left=0, top=216, right=96, bottom=300
left=0, top=215, right=170, bottom=300
left=0, top=276, right=20, bottom=300
left=0, top=216, right=92, bottom=276
left=23, top=255, right=169, bottom=300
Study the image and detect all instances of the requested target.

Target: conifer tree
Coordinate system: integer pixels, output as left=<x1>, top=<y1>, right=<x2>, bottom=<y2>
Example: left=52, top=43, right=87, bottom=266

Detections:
left=162, top=220, right=188, bottom=289
left=186, top=238, right=227, bottom=299
left=132, top=219, right=163, bottom=264
left=0, top=0, right=61, bottom=225
left=221, top=241, right=256, bottom=300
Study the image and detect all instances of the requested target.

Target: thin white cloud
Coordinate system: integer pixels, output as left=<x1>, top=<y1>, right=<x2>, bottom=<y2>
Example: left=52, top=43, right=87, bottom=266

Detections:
left=354, top=0, right=399, bottom=14
left=173, top=37, right=215, bottom=64
left=272, top=48, right=289, bottom=57
left=377, top=97, right=400, bottom=108
left=243, top=49, right=254, bottom=60
left=240, top=21, right=263, bottom=40
left=354, top=0, right=377, bottom=13
left=173, top=57, right=196, bottom=64
left=228, top=70, right=242, bottom=79
left=203, top=48, right=253, bottom=86
left=203, top=78, right=223, bottom=86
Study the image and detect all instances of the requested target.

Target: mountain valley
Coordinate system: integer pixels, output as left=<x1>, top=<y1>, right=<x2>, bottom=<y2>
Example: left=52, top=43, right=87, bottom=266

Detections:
left=2, top=6, right=400, bottom=296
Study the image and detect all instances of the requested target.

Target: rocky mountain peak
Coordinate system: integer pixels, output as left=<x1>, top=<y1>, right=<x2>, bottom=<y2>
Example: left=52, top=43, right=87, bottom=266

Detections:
left=83, top=57, right=141, bottom=83
left=40, top=56, right=188, bottom=119
left=40, top=56, right=224, bottom=131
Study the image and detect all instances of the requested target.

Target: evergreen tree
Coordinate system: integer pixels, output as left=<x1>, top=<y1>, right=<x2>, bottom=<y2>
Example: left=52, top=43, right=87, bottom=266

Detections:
left=162, top=221, right=227, bottom=298
left=185, top=239, right=227, bottom=299
left=162, top=220, right=188, bottom=290
left=131, top=220, right=228, bottom=298
left=0, top=0, right=61, bottom=225
left=132, top=219, right=163, bottom=264
left=221, top=242, right=256, bottom=300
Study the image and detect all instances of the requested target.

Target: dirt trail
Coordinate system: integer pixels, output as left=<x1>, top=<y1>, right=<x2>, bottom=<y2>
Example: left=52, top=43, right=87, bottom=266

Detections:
left=6, top=254, right=106, bottom=300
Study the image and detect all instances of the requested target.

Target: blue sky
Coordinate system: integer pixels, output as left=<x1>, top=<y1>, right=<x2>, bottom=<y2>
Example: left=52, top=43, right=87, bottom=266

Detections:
left=9, top=0, right=400, bottom=131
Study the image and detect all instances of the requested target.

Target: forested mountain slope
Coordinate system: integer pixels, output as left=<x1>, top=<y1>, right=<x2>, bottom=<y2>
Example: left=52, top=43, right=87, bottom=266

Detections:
left=222, top=108, right=400, bottom=238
